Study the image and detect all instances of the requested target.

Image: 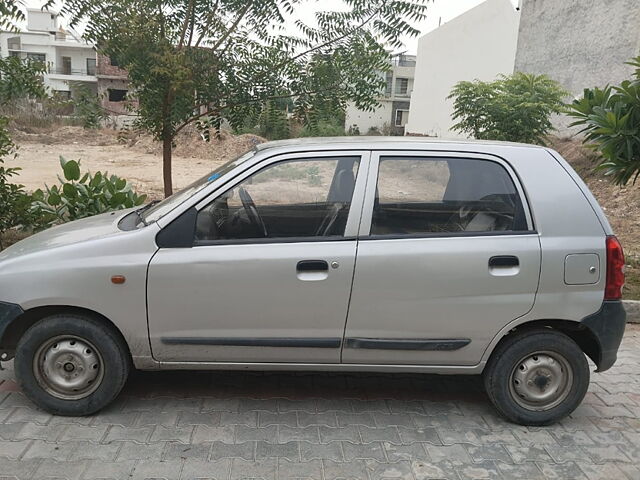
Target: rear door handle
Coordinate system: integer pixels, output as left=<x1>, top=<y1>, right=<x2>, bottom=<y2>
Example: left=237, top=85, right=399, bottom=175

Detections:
left=297, top=260, right=329, bottom=272
left=489, top=255, right=519, bottom=267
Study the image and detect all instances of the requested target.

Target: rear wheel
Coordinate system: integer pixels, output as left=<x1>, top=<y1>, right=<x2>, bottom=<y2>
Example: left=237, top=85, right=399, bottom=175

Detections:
left=484, top=329, right=589, bottom=425
left=15, top=314, right=130, bottom=415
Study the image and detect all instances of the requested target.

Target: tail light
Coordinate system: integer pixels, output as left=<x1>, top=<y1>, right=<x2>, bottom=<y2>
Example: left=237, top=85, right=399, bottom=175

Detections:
left=605, top=235, right=625, bottom=300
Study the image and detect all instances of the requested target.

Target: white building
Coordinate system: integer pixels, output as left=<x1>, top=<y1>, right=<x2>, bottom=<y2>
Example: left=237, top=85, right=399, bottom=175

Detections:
left=0, top=9, right=97, bottom=99
left=345, top=54, right=416, bottom=136
left=405, top=0, right=520, bottom=138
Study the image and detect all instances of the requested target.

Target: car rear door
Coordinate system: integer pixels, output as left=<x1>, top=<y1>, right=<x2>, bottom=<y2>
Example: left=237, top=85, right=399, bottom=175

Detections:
left=147, top=151, right=370, bottom=364
left=342, top=151, right=541, bottom=366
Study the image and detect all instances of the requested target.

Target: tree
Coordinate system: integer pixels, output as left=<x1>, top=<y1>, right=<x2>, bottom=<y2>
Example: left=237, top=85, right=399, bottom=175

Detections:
left=448, top=72, right=567, bottom=145
left=568, top=57, right=640, bottom=186
left=50, top=0, right=428, bottom=196
left=0, top=56, right=47, bottom=106
left=0, top=0, right=25, bottom=31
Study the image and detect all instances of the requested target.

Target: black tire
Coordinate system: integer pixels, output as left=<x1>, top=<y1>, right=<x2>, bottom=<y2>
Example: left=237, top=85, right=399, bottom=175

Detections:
left=14, top=314, right=130, bottom=416
left=484, top=329, right=589, bottom=426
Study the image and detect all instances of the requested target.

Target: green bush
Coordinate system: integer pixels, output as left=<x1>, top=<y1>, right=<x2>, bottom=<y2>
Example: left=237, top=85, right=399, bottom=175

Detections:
left=70, top=82, right=107, bottom=129
left=448, top=72, right=567, bottom=145
left=568, top=57, right=640, bottom=185
left=31, top=157, right=147, bottom=226
left=0, top=118, right=34, bottom=249
left=299, top=119, right=346, bottom=137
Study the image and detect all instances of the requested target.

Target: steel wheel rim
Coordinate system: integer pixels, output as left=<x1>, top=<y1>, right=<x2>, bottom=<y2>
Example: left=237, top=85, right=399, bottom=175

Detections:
left=33, top=335, right=104, bottom=400
left=509, top=350, right=573, bottom=411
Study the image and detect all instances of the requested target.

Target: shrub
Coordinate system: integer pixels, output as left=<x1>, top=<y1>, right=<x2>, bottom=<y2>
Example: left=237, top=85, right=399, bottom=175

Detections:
left=70, top=82, right=107, bottom=129
left=299, top=119, right=346, bottom=137
left=0, top=118, right=33, bottom=249
left=448, top=72, right=567, bottom=145
left=31, top=157, right=147, bottom=226
left=568, top=56, right=640, bottom=185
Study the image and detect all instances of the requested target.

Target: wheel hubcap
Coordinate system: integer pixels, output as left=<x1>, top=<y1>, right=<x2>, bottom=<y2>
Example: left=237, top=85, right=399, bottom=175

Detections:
left=509, top=351, right=573, bottom=411
left=33, top=335, right=104, bottom=400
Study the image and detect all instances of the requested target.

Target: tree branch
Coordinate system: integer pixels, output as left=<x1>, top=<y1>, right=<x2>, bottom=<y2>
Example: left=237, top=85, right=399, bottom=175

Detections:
left=194, top=0, right=220, bottom=48
left=208, top=3, right=251, bottom=52
left=178, top=0, right=195, bottom=48
left=281, top=1, right=386, bottom=68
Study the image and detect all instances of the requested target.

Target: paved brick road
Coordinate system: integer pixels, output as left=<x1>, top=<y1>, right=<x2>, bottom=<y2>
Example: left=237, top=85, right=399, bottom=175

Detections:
left=0, top=326, right=638, bottom=480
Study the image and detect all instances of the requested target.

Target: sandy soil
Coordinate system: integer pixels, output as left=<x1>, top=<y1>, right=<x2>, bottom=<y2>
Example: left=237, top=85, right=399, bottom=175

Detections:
left=8, top=126, right=265, bottom=199
left=11, top=142, right=225, bottom=199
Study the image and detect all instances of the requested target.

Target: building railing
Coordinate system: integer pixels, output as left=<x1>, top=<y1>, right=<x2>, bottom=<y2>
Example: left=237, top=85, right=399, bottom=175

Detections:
left=49, top=67, right=97, bottom=76
left=390, top=55, right=417, bottom=67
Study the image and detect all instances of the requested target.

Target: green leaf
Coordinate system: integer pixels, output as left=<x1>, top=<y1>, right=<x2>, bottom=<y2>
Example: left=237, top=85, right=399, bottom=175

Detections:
left=62, top=160, right=81, bottom=181
left=62, top=183, right=78, bottom=198
left=48, top=192, right=61, bottom=206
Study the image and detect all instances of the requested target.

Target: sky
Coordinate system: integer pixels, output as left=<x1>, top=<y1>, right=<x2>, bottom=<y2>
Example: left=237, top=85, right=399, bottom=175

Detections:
left=23, top=0, right=516, bottom=54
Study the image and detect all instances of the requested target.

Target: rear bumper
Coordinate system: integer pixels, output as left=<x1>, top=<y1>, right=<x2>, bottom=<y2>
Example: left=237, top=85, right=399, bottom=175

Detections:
left=581, top=301, right=626, bottom=372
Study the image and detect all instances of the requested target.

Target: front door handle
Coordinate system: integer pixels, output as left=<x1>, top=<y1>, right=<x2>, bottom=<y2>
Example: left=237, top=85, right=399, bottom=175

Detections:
left=297, top=260, right=329, bottom=272
left=489, top=255, right=520, bottom=267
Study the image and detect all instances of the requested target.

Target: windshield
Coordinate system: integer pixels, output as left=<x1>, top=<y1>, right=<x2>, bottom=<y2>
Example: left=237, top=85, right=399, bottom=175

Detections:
left=141, top=150, right=257, bottom=224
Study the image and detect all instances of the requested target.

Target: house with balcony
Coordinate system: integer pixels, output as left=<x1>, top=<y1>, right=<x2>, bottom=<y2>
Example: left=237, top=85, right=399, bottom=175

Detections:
left=0, top=9, right=97, bottom=100
left=344, top=53, right=416, bottom=136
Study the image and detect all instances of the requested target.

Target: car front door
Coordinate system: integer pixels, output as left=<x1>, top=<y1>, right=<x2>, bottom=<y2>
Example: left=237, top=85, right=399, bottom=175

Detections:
left=342, top=151, right=541, bottom=367
left=147, top=151, right=369, bottom=363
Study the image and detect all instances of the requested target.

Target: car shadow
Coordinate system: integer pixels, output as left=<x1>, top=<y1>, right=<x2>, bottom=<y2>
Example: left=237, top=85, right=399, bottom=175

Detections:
left=122, top=369, right=488, bottom=403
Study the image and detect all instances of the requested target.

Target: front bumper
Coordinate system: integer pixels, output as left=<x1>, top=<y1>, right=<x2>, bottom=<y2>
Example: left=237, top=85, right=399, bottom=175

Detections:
left=581, top=300, right=626, bottom=372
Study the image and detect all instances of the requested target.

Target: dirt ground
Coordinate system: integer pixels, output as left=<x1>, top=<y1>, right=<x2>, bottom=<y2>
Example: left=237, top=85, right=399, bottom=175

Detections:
left=6, top=127, right=640, bottom=298
left=9, top=125, right=265, bottom=198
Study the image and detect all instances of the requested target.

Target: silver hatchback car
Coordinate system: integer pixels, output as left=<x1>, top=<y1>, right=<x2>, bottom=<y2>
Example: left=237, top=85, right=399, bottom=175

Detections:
left=0, top=138, right=626, bottom=425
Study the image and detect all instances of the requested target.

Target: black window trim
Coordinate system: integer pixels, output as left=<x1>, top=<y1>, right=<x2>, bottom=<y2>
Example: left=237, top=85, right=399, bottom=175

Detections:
left=359, top=230, right=539, bottom=242
left=192, top=235, right=358, bottom=247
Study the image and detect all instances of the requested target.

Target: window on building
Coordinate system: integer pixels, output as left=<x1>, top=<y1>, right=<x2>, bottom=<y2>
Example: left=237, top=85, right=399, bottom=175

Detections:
left=384, top=71, right=393, bottom=97
left=26, top=53, right=46, bottom=63
left=108, top=89, right=127, bottom=102
left=371, top=157, right=527, bottom=235
left=86, top=58, right=97, bottom=76
left=54, top=90, right=71, bottom=100
left=395, top=78, right=409, bottom=95
left=109, top=56, right=120, bottom=67
left=61, top=56, right=72, bottom=75
left=7, top=37, right=21, bottom=51
left=394, top=109, right=410, bottom=127
left=8, top=51, right=20, bottom=58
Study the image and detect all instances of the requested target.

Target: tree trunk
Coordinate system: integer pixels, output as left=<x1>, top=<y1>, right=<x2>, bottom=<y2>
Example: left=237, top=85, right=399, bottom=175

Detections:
left=162, top=135, right=173, bottom=197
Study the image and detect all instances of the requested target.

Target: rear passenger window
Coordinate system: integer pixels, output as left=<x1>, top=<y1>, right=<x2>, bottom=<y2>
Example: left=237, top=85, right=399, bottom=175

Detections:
left=371, top=157, right=528, bottom=235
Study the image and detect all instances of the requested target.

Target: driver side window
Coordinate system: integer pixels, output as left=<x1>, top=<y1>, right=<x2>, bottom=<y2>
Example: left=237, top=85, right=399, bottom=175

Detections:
left=195, top=156, right=360, bottom=243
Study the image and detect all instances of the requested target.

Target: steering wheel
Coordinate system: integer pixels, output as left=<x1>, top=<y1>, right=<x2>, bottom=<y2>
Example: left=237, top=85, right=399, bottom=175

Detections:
left=238, top=187, right=268, bottom=237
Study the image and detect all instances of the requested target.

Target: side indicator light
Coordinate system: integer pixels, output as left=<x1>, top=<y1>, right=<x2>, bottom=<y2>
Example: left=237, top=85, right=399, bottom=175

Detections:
left=111, top=275, right=126, bottom=285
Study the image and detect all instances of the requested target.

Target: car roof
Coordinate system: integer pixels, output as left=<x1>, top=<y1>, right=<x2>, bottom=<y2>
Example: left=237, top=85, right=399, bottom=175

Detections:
left=254, top=136, right=546, bottom=152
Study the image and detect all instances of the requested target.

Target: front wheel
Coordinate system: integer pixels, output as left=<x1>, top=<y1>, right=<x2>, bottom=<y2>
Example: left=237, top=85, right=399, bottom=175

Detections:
left=484, top=329, right=589, bottom=426
left=15, top=314, right=130, bottom=415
